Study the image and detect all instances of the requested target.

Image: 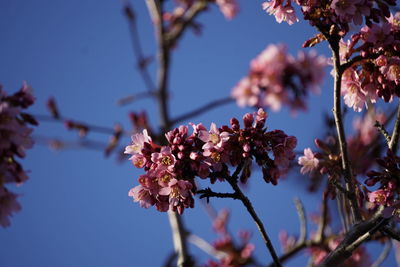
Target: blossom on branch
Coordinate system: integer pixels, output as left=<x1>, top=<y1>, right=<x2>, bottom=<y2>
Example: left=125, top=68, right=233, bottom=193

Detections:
left=232, top=44, right=327, bottom=114
left=0, top=83, right=36, bottom=227
left=126, top=109, right=297, bottom=213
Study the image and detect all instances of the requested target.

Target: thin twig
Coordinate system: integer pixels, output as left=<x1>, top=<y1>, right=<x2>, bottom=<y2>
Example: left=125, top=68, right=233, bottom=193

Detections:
left=197, top=188, right=238, bottom=202
left=389, top=100, right=400, bottom=153
left=33, top=114, right=129, bottom=136
left=123, top=1, right=155, bottom=92
left=374, top=120, right=391, bottom=146
left=145, top=1, right=192, bottom=265
left=117, top=90, right=157, bottom=106
left=225, top=165, right=282, bottom=267
left=171, top=97, right=234, bottom=125
left=327, top=32, right=362, bottom=223
left=320, top=206, right=386, bottom=266
left=293, top=198, right=307, bottom=244
left=165, top=0, right=208, bottom=48
left=370, top=241, right=392, bottom=267
left=187, top=234, right=228, bottom=260
left=315, top=193, right=328, bottom=243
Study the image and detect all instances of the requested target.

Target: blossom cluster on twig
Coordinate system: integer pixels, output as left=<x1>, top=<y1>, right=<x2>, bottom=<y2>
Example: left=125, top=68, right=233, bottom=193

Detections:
left=0, top=83, right=37, bottom=227
left=231, top=44, right=327, bottom=114
left=125, top=109, right=297, bottom=214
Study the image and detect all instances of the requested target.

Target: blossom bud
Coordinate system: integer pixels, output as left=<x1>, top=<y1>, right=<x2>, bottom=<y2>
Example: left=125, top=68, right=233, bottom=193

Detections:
left=243, top=113, right=254, bottom=128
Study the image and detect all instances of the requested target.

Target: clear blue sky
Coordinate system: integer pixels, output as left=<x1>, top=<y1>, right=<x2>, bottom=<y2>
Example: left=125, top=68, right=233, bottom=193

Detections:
left=0, top=1, right=397, bottom=266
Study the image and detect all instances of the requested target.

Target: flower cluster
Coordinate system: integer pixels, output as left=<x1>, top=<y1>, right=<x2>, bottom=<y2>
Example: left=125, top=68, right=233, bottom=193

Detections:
left=298, top=111, right=385, bottom=192
left=365, top=150, right=400, bottom=207
left=232, top=44, right=327, bottom=114
left=0, top=83, right=37, bottom=227
left=340, top=13, right=400, bottom=111
left=163, top=0, right=239, bottom=34
left=126, top=109, right=297, bottom=213
left=263, top=0, right=395, bottom=32
left=207, top=209, right=255, bottom=267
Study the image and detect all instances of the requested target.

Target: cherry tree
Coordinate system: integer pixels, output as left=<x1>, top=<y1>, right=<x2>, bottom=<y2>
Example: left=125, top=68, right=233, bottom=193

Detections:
left=2, top=1, right=400, bottom=266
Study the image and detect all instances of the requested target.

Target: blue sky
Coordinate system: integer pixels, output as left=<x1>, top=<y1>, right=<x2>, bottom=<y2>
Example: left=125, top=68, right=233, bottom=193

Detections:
left=0, top=1, right=397, bottom=266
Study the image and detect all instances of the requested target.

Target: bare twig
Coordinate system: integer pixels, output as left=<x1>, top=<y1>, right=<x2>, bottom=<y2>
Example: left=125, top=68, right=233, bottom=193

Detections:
left=315, top=193, right=328, bottom=243
left=225, top=165, right=282, bottom=267
left=389, top=100, right=400, bottom=153
left=320, top=206, right=386, bottom=266
left=370, top=241, right=392, bottom=267
left=326, top=32, right=362, bottom=223
left=165, top=0, right=208, bottom=48
left=187, top=234, right=228, bottom=260
left=374, top=120, right=391, bottom=146
left=34, top=114, right=129, bottom=136
left=145, top=1, right=192, bottom=265
left=117, top=90, right=157, bottom=106
left=293, top=198, right=307, bottom=244
left=123, top=1, right=155, bottom=92
left=171, top=97, right=234, bottom=125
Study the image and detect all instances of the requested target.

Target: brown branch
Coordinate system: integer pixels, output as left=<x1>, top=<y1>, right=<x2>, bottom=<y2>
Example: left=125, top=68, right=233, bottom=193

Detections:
left=223, top=164, right=282, bottom=267
left=374, top=120, right=391, bottom=146
left=389, top=100, right=400, bottom=153
left=319, top=206, right=386, bottom=266
left=171, top=97, right=234, bottom=125
left=293, top=198, right=307, bottom=244
left=165, top=0, right=208, bottom=48
left=197, top=187, right=239, bottom=202
left=145, top=1, right=192, bottom=266
left=33, top=114, right=130, bottom=136
left=123, top=1, right=155, bottom=92
left=327, top=34, right=362, bottom=223
left=315, top=193, right=328, bottom=244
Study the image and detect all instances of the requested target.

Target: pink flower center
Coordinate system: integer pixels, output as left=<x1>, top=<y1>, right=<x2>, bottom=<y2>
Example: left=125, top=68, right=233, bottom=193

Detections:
left=210, top=133, right=220, bottom=144
left=211, top=152, right=221, bottom=162
left=388, top=65, right=400, bottom=80
left=160, top=174, right=172, bottom=184
left=133, top=158, right=144, bottom=168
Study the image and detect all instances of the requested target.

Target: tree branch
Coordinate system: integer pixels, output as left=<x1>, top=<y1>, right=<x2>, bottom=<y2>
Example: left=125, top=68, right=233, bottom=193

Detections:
left=165, top=0, right=208, bottom=48
left=123, top=1, right=155, bottom=92
left=223, top=164, right=282, bottom=267
left=145, top=1, right=192, bottom=266
left=327, top=34, right=362, bottom=223
left=389, top=100, right=400, bottom=153
left=293, top=198, right=307, bottom=245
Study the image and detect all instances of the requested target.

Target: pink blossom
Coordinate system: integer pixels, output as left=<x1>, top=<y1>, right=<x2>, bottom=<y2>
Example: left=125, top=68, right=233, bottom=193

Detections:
left=294, top=50, right=327, bottom=93
left=352, top=112, right=385, bottom=145
left=231, top=77, right=260, bottom=107
left=198, top=123, right=230, bottom=149
left=151, top=146, right=176, bottom=171
left=130, top=154, right=147, bottom=168
left=216, top=0, right=239, bottom=20
left=128, top=185, right=155, bottom=208
left=362, top=23, right=393, bottom=47
left=368, top=189, right=391, bottom=205
left=0, top=188, right=21, bottom=227
left=124, top=129, right=152, bottom=155
left=298, top=148, right=319, bottom=174
left=159, top=178, right=193, bottom=214
left=262, top=0, right=299, bottom=25
left=380, top=57, right=400, bottom=85
left=341, top=68, right=366, bottom=112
